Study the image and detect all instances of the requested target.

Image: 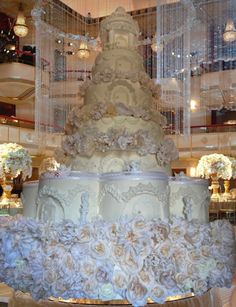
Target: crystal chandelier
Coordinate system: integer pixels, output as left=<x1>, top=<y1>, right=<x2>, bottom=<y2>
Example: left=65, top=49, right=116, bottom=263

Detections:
left=13, top=3, right=28, bottom=38
left=223, top=19, right=236, bottom=42
left=77, top=41, right=90, bottom=59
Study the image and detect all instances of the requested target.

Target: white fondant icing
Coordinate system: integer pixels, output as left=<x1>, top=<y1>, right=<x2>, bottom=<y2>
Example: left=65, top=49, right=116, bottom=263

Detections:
left=35, top=174, right=100, bottom=222
left=169, top=177, right=210, bottom=223
left=21, top=180, right=39, bottom=218
left=99, top=172, right=169, bottom=221
left=65, top=151, right=171, bottom=174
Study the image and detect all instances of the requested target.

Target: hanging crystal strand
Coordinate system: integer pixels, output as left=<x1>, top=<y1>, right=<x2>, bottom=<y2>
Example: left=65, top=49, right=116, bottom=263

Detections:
left=32, top=0, right=45, bottom=153
left=182, top=1, right=192, bottom=136
left=175, top=2, right=180, bottom=135
left=64, top=2, right=68, bottom=132
left=156, top=0, right=161, bottom=84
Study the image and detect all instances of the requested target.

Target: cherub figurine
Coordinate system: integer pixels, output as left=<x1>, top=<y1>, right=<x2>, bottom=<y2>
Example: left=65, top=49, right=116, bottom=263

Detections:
left=183, top=195, right=194, bottom=221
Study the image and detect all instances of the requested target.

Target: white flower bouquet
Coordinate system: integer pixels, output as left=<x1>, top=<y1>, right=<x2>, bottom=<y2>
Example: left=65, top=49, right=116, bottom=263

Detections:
left=0, top=143, right=32, bottom=180
left=196, top=153, right=232, bottom=179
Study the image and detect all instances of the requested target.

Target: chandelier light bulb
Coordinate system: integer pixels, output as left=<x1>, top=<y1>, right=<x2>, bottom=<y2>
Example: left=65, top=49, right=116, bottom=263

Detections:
left=13, top=5, right=28, bottom=38
left=77, top=41, right=90, bottom=59
left=223, top=19, right=236, bottom=42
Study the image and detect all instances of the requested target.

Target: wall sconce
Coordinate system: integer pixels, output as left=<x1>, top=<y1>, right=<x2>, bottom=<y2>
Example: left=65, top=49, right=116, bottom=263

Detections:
left=223, top=19, right=236, bottom=42
left=13, top=3, right=28, bottom=38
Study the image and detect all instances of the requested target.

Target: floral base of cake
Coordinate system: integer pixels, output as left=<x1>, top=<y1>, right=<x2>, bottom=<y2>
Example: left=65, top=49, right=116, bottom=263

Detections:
left=0, top=215, right=235, bottom=307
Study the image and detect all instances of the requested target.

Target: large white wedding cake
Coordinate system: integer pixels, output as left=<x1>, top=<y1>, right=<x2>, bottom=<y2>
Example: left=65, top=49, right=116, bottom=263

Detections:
left=61, top=7, right=177, bottom=174
left=30, top=7, right=188, bottom=223
left=9, top=7, right=234, bottom=307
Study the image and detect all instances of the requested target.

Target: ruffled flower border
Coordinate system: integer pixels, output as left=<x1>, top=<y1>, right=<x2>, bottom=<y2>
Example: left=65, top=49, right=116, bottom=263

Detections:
left=0, top=216, right=235, bottom=306
left=62, top=126, right=178, bottom=166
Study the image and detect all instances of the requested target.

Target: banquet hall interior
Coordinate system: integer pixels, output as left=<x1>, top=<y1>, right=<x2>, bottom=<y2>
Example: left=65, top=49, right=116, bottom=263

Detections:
left=1, top=0, right=236, bottom=221
left=0, top=0, right=236, bottom=306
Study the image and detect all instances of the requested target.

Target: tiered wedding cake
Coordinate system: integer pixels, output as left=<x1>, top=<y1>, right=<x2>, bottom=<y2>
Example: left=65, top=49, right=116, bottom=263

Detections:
left=1, top=8, right=235, bottom=307
left=33, top=7, right=181, bottom=223
left=62, top=7, right=177, bottom=174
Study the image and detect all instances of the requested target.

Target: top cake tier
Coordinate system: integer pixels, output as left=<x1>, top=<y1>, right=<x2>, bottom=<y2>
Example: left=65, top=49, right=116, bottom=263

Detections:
left=81, top=7, right=162, bottom=115
left=99, top=6, right=139, bottom=51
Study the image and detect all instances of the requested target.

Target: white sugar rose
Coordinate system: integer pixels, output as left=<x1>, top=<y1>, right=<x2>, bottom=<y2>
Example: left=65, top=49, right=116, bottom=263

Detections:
left=98, top=283, right=116, bottom=301
left=106, top=223, right=120, bottom=242
left=174, top=272, right=190, bottom=285
left=123, top=246, right=143, bottom=274
left=77, top=225, right=92, bottom=244
left=188, top=250, right=201, bottom=262
left=192, top=279, right=208, bottom=296
left=80, top=259, right=96, bottom=278
left=90, top=240, right=110, bottom=260
left=150, top=285, right=167, bottom=304
left=159, top=241, right=172, bottom=258
left=112, top=269, right=128, bottom=290
left=95, top=265, right=111, bottom=284
left=159, top=271, right=177, bottom=289
left=70, top=243, right=89, bottom=260
left=198, top=259, right=217, bottom=279
left=138, top=268, right=154, bottom=285
left=126, top=277, right=148, bottom=307
left=112, top=244, right=125, bottom=261
left=82, top=279, right=99, bottom=298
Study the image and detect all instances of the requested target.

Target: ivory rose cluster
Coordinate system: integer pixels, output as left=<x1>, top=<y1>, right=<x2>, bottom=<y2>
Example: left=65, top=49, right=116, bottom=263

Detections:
left=0, top=215, right=235, bottom=306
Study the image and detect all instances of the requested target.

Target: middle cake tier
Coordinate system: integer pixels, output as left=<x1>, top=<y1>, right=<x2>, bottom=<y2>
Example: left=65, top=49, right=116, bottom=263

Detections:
left=62, top=115, right=172, bottom=173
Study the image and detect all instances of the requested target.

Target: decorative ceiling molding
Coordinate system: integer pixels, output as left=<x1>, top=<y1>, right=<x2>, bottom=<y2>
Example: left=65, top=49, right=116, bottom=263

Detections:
left=0, top=78, right=35, bottom=85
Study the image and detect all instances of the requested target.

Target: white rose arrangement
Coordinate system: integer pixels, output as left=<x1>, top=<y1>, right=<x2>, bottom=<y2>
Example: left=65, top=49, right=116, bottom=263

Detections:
left=196, top=153, right=232, bottom=179
left=0, top=143, right=32, bottom=180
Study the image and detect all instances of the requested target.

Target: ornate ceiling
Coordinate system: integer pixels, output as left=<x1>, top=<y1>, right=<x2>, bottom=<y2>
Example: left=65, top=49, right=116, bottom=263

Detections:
left=60, top=0, right=178, bottom=18
left=0, top=0, right=34, bottom=18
